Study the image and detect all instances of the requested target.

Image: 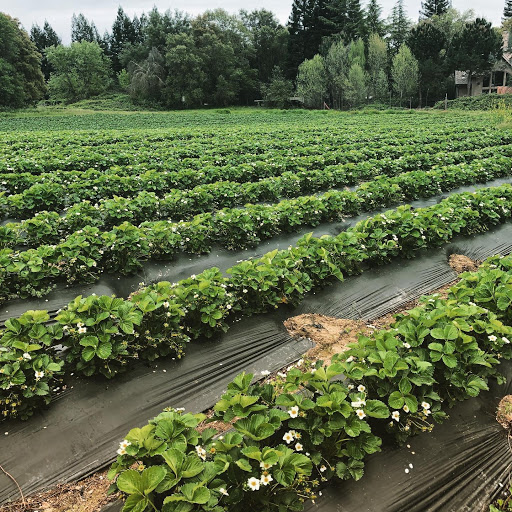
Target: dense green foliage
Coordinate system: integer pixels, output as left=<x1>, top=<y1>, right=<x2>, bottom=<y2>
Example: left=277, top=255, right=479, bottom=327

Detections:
left=106, top=254, right=512, bottom=511
left=435, top=93, right=512, bottom=110
left=0, top=13, right=45, bottom=108
left=46, top=42, right=113, bottom=103
left=1, top=0, right=504, bottom=110
left=2, top=180, right=512, bottom=419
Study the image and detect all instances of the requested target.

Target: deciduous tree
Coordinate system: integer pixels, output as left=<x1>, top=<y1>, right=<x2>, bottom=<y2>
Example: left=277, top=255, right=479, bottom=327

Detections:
left=392, top=44, right=419, bottom=105
left=0, top=13, right=46, bottom=108
left=296, top=54, right=327, bottom=108
left=46, top=41, right=112, bottom=102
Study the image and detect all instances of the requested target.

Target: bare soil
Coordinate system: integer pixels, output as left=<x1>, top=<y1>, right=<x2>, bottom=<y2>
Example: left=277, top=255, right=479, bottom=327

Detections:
left=497, top=395, right=512, bottom=430
left=449, top=253, right=479, bottom=274
left=0, top=470, right=118, bottom=512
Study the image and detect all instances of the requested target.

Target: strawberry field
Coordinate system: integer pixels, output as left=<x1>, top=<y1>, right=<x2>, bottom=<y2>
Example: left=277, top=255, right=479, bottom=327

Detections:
left=1, top=109, right=512, bottom=512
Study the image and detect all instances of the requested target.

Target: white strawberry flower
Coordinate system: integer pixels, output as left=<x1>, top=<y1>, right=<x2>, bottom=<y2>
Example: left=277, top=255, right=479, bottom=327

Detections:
left=22, top=353, right=31, bottom=361
left=247, top=477, right=260, bottom=491
left=288, top=406, right=299, bottom=418
left=283, top=431, right=295, bottom=444
left=488, top=335, right=498, bottom=342
left=357, top=384, right=366, bottom=393
left=260, top=473, right=273, bottom=485
left=403, top=405, right=410, bottom=413
left=295, top=443, right=303, bottom=451
left=195, top=445, right=207, bottom=461
left=35, top=371, right=44, bottom=380
left=392, top=411, right=400, bottom=422
left=219, top=488, right=229, bottom=496
left=356, top=409, right=366, bottom=419
left=421, top=401, right=430, bottom=410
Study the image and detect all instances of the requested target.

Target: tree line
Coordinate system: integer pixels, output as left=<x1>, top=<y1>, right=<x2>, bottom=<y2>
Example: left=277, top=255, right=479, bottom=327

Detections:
left=0, top=0, right=508, bottom=109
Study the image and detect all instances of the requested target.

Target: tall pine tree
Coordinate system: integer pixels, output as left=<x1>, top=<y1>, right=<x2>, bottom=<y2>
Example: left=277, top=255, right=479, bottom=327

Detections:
left=110, top=7, right=138, bottom=72
left=30, top=20, right=61, bottom=80
left=71, top=13, right=100, bottom=43
left=388, top=0, right=411, bottom=53
left=287, top=0, right=329, bottom=77
left=365, top=0, right=385, bottom=37
left=420, top=0, right=451, bottom=18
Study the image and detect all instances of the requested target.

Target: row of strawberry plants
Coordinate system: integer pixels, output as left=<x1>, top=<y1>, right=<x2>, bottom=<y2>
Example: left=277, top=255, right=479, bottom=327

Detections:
left=0, top=156, right=511, bottom=304
left=2, top=132, right=509, bottom=203
left=5, top=149, right=512, bottom=245
left=0, top=121, right=490, bottom=174
left=1, top=184, right=511, bottom=420
left=104, top=255, right=512, bottom=512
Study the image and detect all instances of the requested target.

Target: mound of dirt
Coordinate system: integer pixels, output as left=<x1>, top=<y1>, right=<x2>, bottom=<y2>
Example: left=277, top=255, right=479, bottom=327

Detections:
left=0, top=470, right=117, bottom=512
left=449, top=254, right=479, bottom=274
left=497, top=395, right=512, bottom=430
left=284, top=314, right=368, bottom=360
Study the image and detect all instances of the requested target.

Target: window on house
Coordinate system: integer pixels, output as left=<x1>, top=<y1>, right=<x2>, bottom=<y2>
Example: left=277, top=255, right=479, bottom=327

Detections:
left=494, top=71, right=505, bottom=87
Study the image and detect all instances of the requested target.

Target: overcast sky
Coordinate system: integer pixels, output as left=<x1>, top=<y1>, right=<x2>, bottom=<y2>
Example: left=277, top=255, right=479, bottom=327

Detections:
left=0, top=0, right=504, bottom=43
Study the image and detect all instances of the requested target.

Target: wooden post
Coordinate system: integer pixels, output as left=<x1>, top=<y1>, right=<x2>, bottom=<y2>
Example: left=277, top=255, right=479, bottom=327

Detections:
left=444, top=93, right=448, bottom=111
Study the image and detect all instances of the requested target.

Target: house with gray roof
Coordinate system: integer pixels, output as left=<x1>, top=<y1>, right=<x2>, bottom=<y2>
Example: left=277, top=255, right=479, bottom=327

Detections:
left=455, top=32, right=512, bottom=97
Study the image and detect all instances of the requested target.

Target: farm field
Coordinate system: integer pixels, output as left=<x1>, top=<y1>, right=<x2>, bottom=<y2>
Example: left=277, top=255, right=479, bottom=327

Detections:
left=1, top=108, right=512, bottom=512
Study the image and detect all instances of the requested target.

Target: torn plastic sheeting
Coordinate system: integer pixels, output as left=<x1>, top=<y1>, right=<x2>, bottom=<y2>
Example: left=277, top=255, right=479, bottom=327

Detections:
left=304, top=361, right=512, bottom=512
left=0, top=314, right=311, bottom=504
left=1, top=175, right=512, bottom=324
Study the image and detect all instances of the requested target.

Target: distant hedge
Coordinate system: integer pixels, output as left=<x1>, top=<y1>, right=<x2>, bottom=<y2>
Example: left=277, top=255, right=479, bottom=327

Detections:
left=434, top=94, right=512, bottom=110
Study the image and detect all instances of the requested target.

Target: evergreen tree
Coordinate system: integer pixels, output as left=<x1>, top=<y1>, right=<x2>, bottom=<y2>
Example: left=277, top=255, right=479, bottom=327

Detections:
left=407, top=21, right=447, bottom=105
left=30, top=20, right=61, bottom=80
left=71, top=13, right=100, bottom=43
left=365, top=0, right=385, bottom=38
left=287, top=0, right=319, bottom=77
left=420, top=0, right=451, bottom=18
left=449, top=18, right=503, bottom=96
left=240, top=9, right=288, bottom=84
left=505, top=0, right=512, bottom=20
left=0, top=13, right=46, bottom=107
left=320, top=0, right=364, bottom=45
left=110, top=7, right=138, bottom=72
left=388, top=0, right=411, bottom=53
left=346, top=0, right=364, bottom=41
